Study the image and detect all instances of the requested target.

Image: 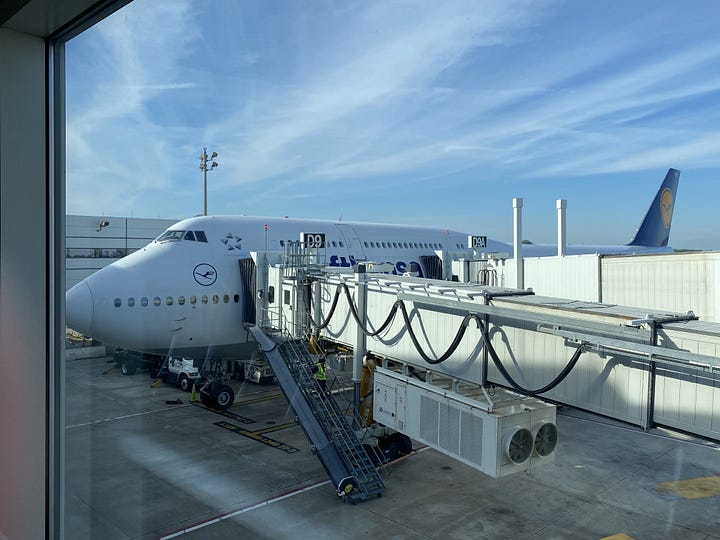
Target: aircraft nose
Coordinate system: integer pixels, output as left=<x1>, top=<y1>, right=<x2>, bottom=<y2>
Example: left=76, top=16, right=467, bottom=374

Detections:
left=66, top=281, right=94, bottom=335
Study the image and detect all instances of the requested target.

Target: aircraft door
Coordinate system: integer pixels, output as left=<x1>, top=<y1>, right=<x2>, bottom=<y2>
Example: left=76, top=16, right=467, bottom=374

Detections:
left=335, top=224, right=367, bottom=262
left=238, top=258, right=256, bottom=324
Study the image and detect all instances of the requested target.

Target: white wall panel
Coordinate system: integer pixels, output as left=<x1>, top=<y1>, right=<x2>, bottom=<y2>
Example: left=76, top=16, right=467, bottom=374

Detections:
left=602, top=252, right=720, bottom=322
left=523, top=255, right=601, bottom=301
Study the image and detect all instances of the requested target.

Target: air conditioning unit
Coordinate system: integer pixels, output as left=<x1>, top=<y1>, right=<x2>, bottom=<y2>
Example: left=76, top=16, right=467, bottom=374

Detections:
left=373, top=367, right=557, bottom=478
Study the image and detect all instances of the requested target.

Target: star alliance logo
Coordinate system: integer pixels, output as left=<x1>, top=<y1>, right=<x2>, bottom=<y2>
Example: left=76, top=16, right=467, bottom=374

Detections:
left=222, top=233, right=243, bottom=251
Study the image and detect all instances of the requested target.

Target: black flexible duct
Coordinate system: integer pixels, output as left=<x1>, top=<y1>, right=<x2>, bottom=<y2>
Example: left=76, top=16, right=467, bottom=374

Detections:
left=310, top=281, right=585, bottom=393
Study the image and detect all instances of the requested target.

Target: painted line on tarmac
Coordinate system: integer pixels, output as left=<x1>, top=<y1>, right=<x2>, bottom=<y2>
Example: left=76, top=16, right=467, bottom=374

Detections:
left=159, top=479, right=331, bottom=540
left=214, top=421, right=300, bottom=453
left=159, top=445, right=431, bottom=539
left=66, top=404, right=192, bottom=429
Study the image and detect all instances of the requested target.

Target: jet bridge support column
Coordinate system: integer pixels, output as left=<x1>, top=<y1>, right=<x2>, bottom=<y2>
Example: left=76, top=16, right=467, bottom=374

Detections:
left=312, top=278, right=322, bottom=338
left=353, top=265, right=368, bottom=423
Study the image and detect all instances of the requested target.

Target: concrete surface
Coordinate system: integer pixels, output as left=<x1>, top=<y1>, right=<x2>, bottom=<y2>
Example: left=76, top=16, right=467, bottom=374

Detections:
left=64, top=353, right=720, bottom=540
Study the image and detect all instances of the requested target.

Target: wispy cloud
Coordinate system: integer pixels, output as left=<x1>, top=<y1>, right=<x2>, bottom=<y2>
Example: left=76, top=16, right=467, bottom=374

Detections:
left=65, top=0, right=720, bottom=248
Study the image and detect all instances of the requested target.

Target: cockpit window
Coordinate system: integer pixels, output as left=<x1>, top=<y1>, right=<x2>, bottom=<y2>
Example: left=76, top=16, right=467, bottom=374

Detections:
left=156, top=230, right=185, bottom=242
left=156, top=229, right=208, bottom=243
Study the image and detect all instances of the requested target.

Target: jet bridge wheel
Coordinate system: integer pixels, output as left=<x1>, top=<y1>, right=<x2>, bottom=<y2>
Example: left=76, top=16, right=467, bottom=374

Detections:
left=212, top=385, right=235, bottom=411
left=199, top=390, right=215, bottom=408
left=120, top=361, right=136, bottom=376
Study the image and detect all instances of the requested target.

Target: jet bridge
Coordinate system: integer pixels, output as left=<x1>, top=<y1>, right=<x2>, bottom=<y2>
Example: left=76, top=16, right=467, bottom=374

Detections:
left=253, top=250, right=720, bottom=478
left=301, top=269, right=720, bottom=443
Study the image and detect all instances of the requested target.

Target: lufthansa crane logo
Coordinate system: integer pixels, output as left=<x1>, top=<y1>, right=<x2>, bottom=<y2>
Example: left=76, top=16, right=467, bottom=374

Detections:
left=193, top=263, right=217, bottom=286
left=660, top=188, right=673, bottom=229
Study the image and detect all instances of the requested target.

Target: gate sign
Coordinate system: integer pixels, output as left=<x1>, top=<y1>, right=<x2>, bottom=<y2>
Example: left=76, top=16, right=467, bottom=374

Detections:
left=468, top=235, right=487, bottom=249
left=300, top=232, right=326, bottom=248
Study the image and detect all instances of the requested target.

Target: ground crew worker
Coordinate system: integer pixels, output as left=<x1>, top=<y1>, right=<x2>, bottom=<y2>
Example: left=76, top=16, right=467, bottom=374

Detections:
left=313, top=358, right=327, bottom=393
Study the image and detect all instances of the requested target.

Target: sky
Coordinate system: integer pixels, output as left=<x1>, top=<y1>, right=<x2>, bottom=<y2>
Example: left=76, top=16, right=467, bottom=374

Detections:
left=66, top=0, right=720, bottom=250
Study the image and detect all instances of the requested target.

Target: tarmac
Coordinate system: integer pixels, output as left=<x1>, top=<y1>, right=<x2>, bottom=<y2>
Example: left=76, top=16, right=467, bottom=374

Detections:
left=65, top=351, right=720, bottom=540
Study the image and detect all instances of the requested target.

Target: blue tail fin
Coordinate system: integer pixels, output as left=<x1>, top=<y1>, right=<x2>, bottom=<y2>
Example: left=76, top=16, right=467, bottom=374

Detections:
left=628, top=168, right=680, bottom=247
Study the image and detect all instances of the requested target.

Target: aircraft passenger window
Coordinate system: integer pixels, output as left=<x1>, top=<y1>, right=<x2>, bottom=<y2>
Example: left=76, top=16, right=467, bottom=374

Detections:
left=393, top=242, right=398, bottom=248
left=127, top=298, right=135, bottom=307
left=114, top=298, right=121, bottom=308
left=280, top=240, right=285, bottom=247
left=153, top=297, right=161, bottom=306
left=339, top=241, right=344, bottom=247
left=201, top=295, right=208, bottom=304
left=166, top=297, right=173, bottom=306
left=178, top=296, right=185, bottom=305
left=190, top=296, right=197, bottom=305
left=332, top=241, right=337, bottom=248
left=141, top=297, right=148, bottom=307
left=223, top=295, right=229, bottom=303
left=233, top=294, right=239, bottom=303
left=184, top=231, right=196, bottom=241
left=195, top=231, right=208, bottom=242
left=364, top=241, right=369, bottom=248
left=212, top=295, right=219, bottom=304
left=382, top=242, right=386, bottom=248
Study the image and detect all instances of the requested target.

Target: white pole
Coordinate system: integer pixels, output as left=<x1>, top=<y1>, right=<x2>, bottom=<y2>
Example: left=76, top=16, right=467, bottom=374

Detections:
left=513, top=198, right=523, bottom=289
left=557, top=199, right=567, bottom=256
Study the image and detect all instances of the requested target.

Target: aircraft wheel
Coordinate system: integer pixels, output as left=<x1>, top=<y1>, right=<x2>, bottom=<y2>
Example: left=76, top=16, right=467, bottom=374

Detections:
left=213, top=385, right=235, bottom=411
left=120, top=361, right=136, bottom=376
left=179, top=374, right=192, bottom=392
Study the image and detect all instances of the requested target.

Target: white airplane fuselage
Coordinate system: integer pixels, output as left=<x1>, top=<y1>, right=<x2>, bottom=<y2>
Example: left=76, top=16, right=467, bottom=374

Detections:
left=66, top=169, right=678, bottom=361
left=66, top=216, right=498, bottom=359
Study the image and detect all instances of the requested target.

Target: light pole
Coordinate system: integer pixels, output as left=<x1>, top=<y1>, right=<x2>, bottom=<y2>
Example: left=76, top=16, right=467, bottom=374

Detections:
left=199, top=147, right=218, bottom=216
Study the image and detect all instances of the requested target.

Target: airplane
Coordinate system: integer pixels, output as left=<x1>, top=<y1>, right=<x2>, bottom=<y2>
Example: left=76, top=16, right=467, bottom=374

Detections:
left=66, top=168, right=680, bottom=369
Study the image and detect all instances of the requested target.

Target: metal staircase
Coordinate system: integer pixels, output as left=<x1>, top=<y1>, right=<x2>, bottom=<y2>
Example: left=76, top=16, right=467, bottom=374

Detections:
left=247, top=325, right=385, bottom=503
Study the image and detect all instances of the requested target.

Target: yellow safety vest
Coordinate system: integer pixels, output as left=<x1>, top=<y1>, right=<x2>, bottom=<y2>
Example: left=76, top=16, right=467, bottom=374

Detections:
left=315, top=362, right=326, bottom=381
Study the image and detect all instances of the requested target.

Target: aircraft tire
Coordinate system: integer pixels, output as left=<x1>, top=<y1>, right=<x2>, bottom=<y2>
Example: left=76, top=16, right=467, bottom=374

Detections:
left=213, top=385, right=235, bottom=411
left=200, top=391, right=215, bottom=408
left=179, top=374, right=192, bottom=392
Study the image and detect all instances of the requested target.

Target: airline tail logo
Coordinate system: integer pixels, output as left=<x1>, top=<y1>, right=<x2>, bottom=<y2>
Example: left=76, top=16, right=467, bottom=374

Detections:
left=660, top=188, right=674, bottom=229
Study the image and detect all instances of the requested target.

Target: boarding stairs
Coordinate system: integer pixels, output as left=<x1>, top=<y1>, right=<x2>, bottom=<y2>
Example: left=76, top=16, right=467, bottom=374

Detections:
left=247, top=325, right=385, bottom=504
